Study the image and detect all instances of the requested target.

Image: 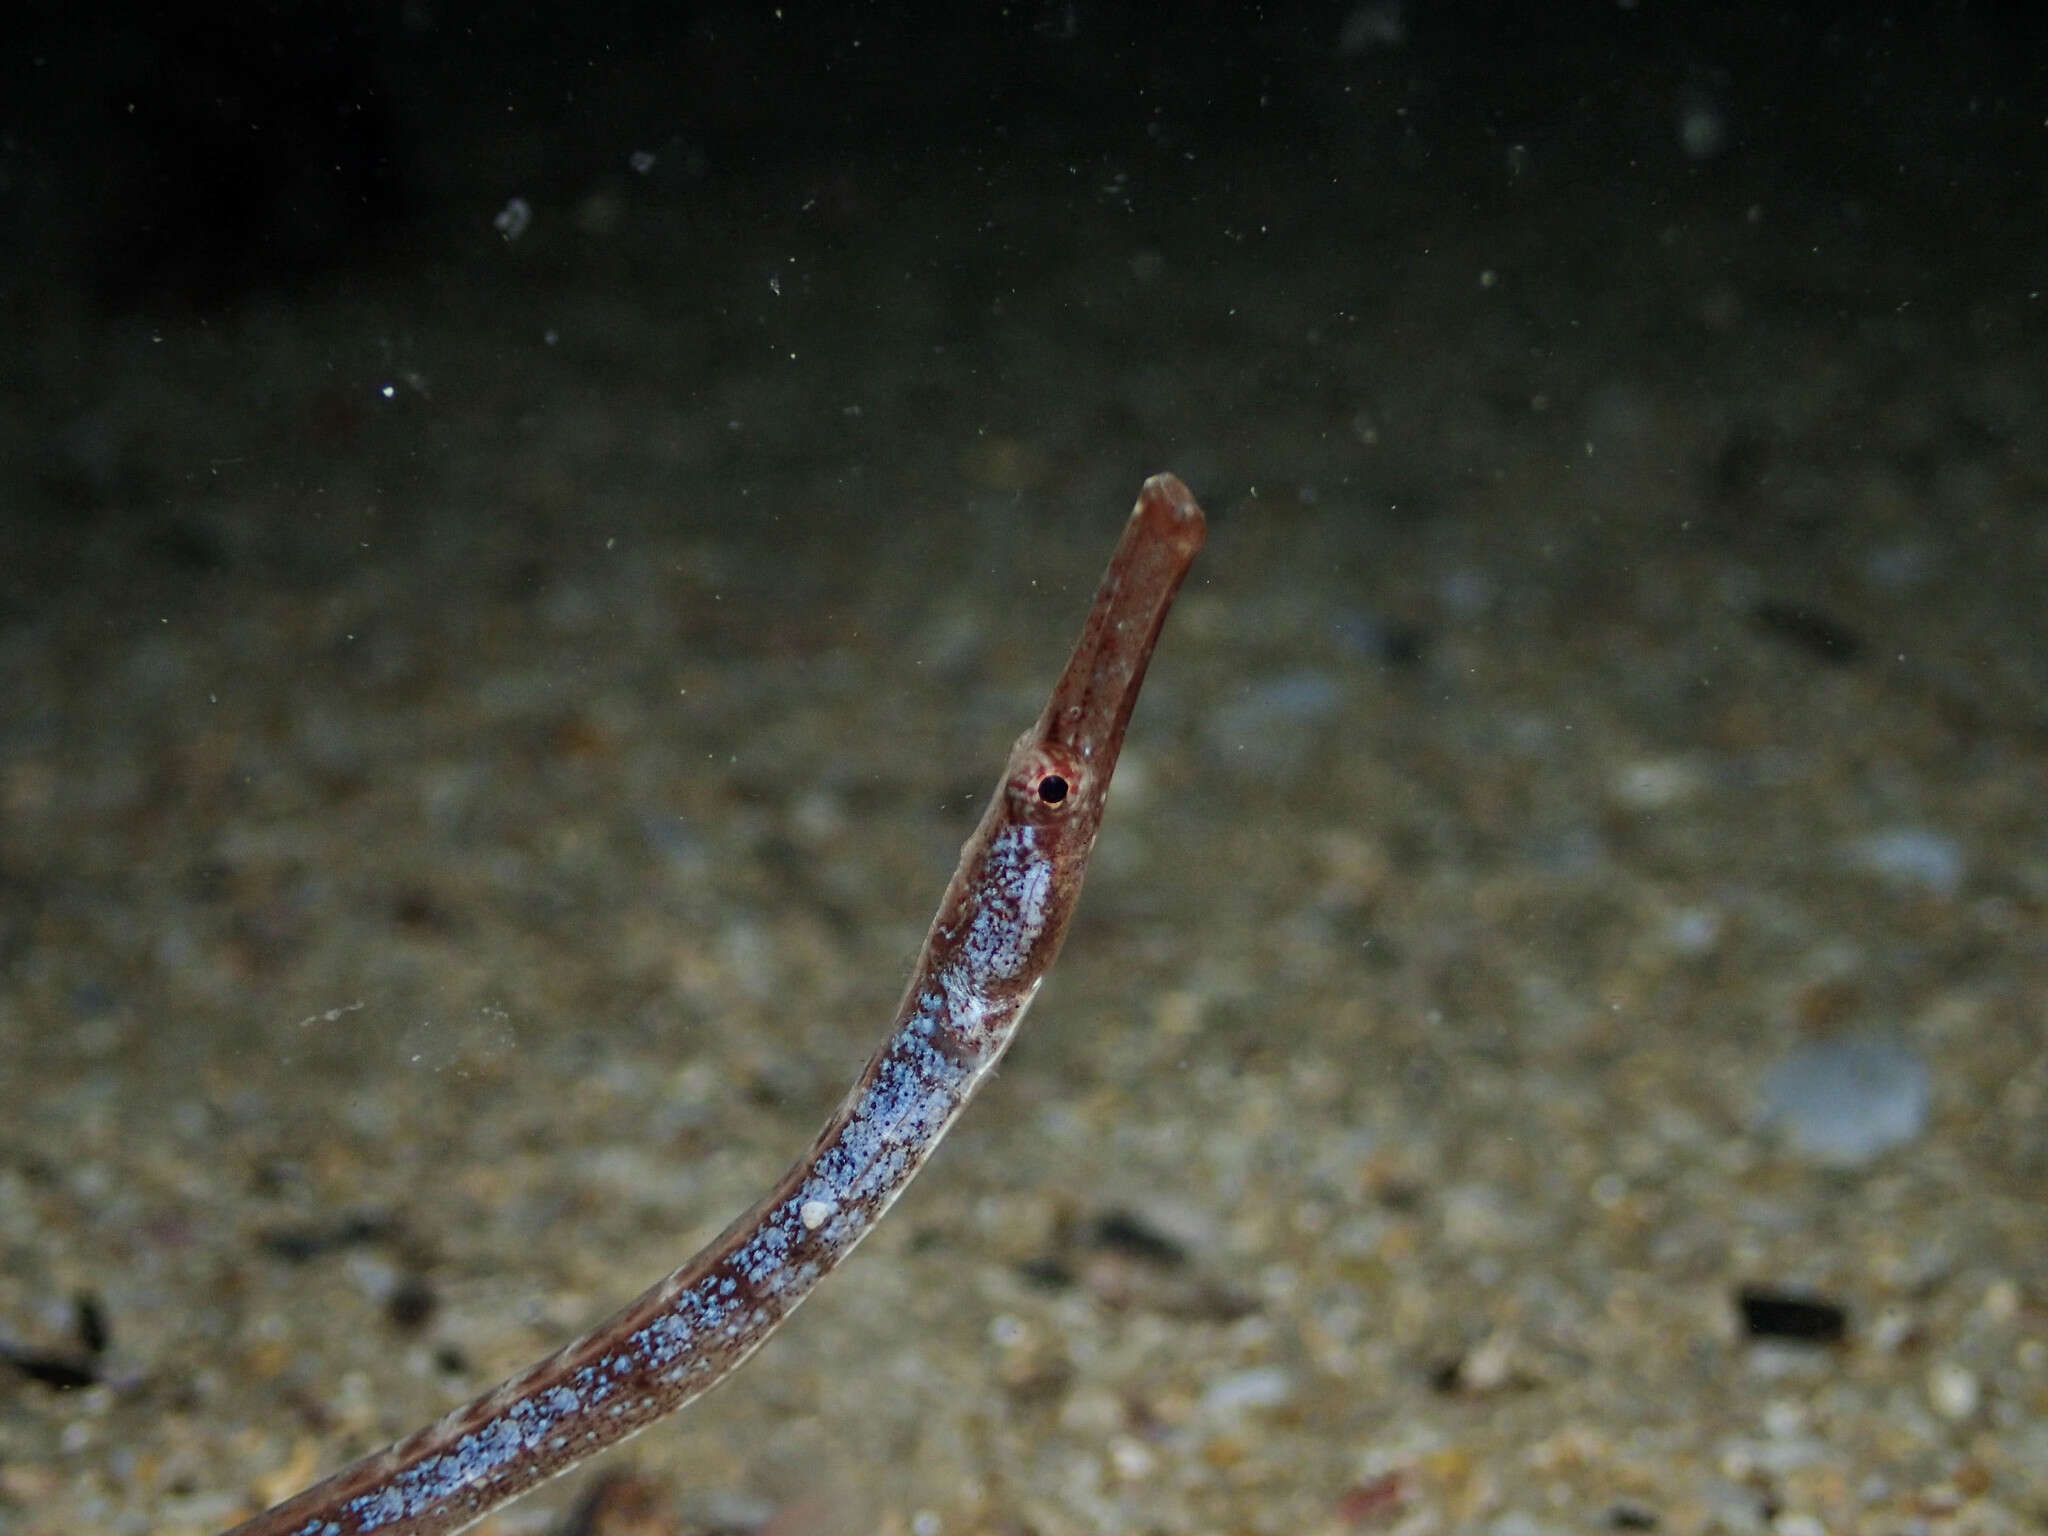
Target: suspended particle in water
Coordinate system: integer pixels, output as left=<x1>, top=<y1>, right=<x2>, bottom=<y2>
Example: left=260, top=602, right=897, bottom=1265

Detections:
left=495, top=197, right=533, bottom=242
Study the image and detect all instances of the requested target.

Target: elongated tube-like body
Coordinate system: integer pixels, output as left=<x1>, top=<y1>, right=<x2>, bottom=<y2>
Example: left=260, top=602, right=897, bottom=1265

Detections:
left=224, top=474, right=1207, bottom=1536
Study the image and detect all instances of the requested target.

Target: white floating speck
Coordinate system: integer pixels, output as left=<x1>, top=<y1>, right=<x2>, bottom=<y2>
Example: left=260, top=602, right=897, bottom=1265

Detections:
left=799, top=1198, right=834, bottom=1231
left=494, top=197, right=532, bottom=242
left=1678, top=93, right=1729, bottom=160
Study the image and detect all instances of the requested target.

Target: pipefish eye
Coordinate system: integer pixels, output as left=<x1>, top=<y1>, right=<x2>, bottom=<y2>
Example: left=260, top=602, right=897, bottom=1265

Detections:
left=1021, top=744, right=1084, bottom=811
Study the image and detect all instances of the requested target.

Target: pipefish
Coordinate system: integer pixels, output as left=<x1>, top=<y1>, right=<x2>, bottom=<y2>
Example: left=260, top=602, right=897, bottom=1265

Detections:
left=223, top=473, right=1207, bottom=1536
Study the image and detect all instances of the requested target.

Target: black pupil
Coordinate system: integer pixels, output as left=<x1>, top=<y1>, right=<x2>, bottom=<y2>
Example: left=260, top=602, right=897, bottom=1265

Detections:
left=1037, top=774, right=1069, bottom=805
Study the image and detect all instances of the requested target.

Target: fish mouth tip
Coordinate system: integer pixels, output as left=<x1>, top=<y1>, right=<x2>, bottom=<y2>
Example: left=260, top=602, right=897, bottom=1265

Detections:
left=1136, top=472, right=1207, bottom=543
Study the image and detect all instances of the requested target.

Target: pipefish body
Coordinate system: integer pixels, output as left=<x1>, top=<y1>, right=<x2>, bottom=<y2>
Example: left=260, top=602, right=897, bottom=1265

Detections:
left=224, top=474, right=1208, bottom=1536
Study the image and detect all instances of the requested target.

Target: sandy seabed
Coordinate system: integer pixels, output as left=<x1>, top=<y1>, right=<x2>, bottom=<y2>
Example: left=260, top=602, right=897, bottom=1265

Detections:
left=2, top=121, right=2043, bottom=1536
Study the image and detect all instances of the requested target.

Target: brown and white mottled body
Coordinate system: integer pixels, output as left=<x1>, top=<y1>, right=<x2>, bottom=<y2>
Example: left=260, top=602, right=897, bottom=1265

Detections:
left=224, top=474, right=1207, bottom=1536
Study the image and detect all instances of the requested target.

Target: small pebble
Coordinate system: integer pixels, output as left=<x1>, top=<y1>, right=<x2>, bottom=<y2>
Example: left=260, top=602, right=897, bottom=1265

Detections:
left=1738, top=1288, right=1848, bottom=1346
left=1199, top=1366, right=1294, bottom=1418
left=1759, top=1035, right=1931, bottom=1167
left=1666, top=906, right=1724, bottom=956
left=1109, top=1436, right=1155, bottom=1480
left=1847, top=828, right=1965, bottom=897
left=1927, top=1362, right=1980, bottom=1421
left=1611, top=758, right=1706, bottom=810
